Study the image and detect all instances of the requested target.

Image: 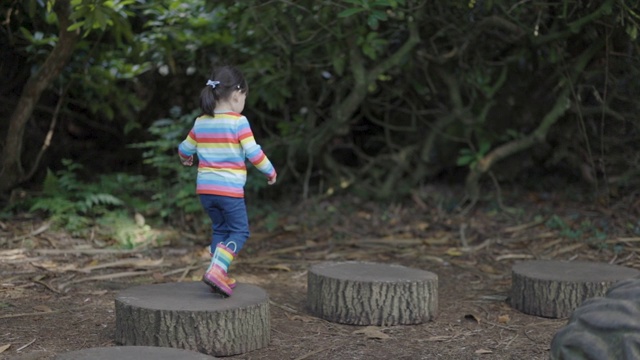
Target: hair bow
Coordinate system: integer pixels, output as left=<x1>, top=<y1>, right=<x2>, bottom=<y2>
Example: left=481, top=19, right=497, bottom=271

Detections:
left=206, top=80, right=220, bottom=89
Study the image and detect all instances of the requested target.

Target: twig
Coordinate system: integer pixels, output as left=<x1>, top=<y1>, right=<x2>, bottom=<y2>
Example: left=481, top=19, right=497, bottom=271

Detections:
left=607, top=237, right=640, bottom=243
left=465, top=238, right=495, bottom=253
left=35, top=249, right=142, bottom=255
left=459, top=223, right=469, bottom=248
left=16, top=338, right=36, bottom=352
left=294, top=344, right=344, bottom=360
left=78, top=258, right=164, bottom=272
left=11, top=223, right=50, bottom=242
left=0, top=249, right=26, bottom=256
left=25, top=82, right=67, bottom=182
left=269, top=300, right=300, bottom=314
left=547, top=243, right=584, bottom=257
left=62, top=270, right=153, bottom=287
left=178, top=261, right=200, bottom=282
left=0, top=311, right=59, bottom=320
left=502, top=219, right=546, bottom=233
left=239, top=244, right=325, bottom=264
left=504, top=333, right=519, bottom=349
left=161, top=264, right=203, bottom=277
left=495, top=254, right=534, bottom=261
left=32, top=278, right=61, bottom=294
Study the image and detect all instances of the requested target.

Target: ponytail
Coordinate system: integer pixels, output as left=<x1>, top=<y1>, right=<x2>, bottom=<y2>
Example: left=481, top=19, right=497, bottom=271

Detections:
left=200, top=86, right=217, bottom=116
left=198, top=65, right=248, bottom=117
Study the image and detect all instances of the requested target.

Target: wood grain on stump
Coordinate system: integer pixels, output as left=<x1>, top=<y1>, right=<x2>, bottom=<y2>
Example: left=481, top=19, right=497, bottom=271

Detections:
left=54, top=346, right=218, bottom=360
left=550, top=278, right=640, bottom=360
left=511, top=260, right=640, bottom=318
left=307, top=261, right=438, bottom=325
left=114, top=282, right=269, bottom=357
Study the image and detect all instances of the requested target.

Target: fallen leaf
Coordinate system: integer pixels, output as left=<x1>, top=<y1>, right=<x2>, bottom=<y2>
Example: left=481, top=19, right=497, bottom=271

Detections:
left=269, top=264, right=291, bottom=272
left=478, top=295, right=508, bottom=302
left=87, top=259, right=100, bottom=267
left=426, top=335, right=452, bottom=342
left=464, top=314, right=481, bottom=323
left=31, top=261, right=78, bottom=273
left=478, top=264, right=498, bottom=274
left=352, top=326, right=390, bottom=340
left=33, top=305, right=52, bottom=313
left=0, top=344, right=10, bottom=353
left=498, top=314, right=510, bottom=324
left=415, top=221, right=430, bottom=231
left=446, top=248, right=463, bottom=257
left=475, top=349, right=493, bottom=354
left=284, top=313, right=316, bottom=323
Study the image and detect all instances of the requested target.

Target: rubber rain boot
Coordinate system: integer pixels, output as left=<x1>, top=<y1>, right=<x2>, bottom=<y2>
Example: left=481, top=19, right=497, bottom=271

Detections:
left=203, top=243, right=236, bottom=297
left=209, top=247, right=236, bottom=289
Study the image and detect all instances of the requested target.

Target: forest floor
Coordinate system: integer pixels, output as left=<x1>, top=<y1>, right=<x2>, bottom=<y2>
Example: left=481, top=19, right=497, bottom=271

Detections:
left=1, top=185, right=639, bottom=360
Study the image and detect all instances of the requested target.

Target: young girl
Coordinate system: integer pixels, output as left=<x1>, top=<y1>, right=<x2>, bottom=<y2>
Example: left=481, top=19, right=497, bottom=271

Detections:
left=178, top=66, right=277, bottom=297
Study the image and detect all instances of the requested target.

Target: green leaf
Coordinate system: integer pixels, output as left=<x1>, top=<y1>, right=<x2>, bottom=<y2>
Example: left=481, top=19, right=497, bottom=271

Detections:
left=338, top=8, right=366, bottom=18
left=367, top=15, right=379, bottom=29
left=456, top=154, right=476, bottom=166
left=478, top=140, right=491, bottom=155
left=627, top=24, right=638, bottom=40
left=42, top=169, right=60, bottom=195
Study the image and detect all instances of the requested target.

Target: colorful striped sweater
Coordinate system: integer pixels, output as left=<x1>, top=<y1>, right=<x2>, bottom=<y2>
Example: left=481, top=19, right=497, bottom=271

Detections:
left=178, top=112, right=276, bottom=198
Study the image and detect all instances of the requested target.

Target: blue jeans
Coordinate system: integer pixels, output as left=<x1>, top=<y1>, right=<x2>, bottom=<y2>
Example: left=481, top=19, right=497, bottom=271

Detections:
left=199, top=194, right=250, bottom=254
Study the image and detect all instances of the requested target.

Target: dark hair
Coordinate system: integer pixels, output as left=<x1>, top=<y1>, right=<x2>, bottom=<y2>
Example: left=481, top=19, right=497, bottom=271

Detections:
left=200, top=66, right=248, bottom=116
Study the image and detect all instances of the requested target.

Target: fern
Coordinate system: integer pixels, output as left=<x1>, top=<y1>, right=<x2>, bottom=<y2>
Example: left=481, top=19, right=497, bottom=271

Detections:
left=30, top=197, right=75, bottom=215
left=29, top=160, right=128, bottom=235
left=79, top=193, right=124, bottom=213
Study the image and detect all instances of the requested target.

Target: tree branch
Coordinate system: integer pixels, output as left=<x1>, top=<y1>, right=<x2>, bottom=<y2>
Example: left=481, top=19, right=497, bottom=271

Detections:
left=0, top=0, right=79, bottom=192
left=464, top=37, right=606, bottom=202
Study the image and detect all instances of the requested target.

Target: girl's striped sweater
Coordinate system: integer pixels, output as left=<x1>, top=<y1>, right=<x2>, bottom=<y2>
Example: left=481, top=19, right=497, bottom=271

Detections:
left=178, top=112, right=276, bottom=198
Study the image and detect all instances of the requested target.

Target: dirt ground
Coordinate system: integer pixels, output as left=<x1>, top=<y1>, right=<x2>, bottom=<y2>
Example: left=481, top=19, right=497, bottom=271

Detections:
left=1, top=188, right=639, bottom=360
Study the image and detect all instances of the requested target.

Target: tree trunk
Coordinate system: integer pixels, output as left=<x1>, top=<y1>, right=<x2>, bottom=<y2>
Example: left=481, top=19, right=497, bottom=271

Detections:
left=0, top=0, right=79, bottom=193
left=307, top=261, right=438, bottom=326
left=510, top=260, right=640, bottom=318
left=115, top=282, right=270, bottom=357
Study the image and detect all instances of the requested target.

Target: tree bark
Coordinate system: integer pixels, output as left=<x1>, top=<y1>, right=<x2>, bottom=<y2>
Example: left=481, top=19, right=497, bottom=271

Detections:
left=114, top=282, right=270, bottom=357
left=0, top=0, right=79, bottom=193
left=510, top=260, right=640, bottom=318
left=307, top=261, right=438, bottom=326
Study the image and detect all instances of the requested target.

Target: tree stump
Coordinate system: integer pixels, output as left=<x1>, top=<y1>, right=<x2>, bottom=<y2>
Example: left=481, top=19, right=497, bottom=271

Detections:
left=510, top=260, right=640, bottom=318
left=114, top=282, right=269, bottom=357
left=550, top=278, right=640, bottom=360
left=54, top=346, right=218, bottom=360
left=307, top=261, right=438, bottom=325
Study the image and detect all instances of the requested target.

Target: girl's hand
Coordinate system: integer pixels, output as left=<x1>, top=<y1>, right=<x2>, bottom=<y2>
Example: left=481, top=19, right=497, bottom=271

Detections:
left=181, top=155, right=193, bottom=166
left=267, top=175, right=277, bottom=185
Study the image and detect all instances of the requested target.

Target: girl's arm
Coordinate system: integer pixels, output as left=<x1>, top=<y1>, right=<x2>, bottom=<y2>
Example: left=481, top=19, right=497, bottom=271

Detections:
left=238, top=117, right=277, bottom=181
left=178, top=129, right=197, bottom=166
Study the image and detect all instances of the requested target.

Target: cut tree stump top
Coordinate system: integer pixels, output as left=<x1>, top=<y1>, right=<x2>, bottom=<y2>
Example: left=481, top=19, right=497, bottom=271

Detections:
left=116, top=281, right=266, bottom=311
left=310, top=261, right=436, bottom=282
left=512, top=260, right=640, bottom=282
left=54, top=346, right=218, bottom=360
